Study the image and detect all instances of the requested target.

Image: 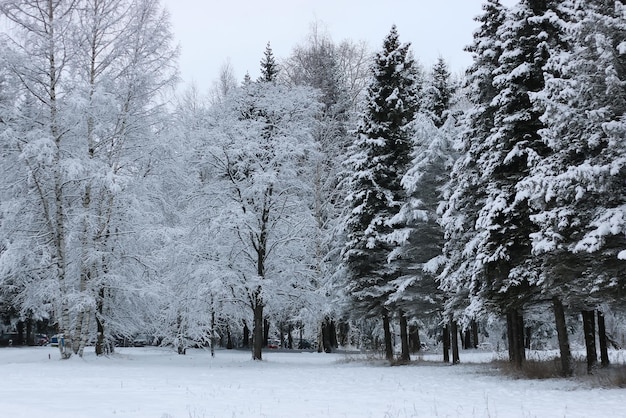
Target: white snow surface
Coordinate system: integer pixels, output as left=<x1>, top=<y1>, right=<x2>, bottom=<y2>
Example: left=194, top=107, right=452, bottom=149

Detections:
left=1, top=346, right=625, bottom=418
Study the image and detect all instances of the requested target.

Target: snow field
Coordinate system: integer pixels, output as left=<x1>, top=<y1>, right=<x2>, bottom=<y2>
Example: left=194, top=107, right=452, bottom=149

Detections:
left=0, top=347, right=624, bottom=418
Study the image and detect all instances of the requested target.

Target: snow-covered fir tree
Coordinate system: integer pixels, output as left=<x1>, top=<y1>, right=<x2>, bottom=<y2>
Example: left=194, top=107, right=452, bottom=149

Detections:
left=422, top=57, right=456, bottom=128
left=519, top=0, right=626, bottom=373
left=439, top=0, right=508, bottom=351
left=341, top=25, right=420, bottom=362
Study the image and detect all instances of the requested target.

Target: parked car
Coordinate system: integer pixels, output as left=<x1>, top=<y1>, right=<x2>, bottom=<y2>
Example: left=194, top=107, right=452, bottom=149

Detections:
left=132, top=334, right=152, bottom=347
left=267, top=339, right=281, bottom=349
left=34, top=334, right=49, bottom=346
left=49, top=334, right=60, bottom=347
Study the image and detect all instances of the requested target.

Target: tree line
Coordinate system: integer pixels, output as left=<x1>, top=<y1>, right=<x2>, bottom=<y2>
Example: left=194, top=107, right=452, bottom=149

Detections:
left=0, top=0, right=624, bottom=373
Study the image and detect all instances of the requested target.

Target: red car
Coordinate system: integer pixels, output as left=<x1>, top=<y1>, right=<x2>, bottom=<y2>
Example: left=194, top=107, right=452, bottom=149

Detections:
left=267, top=339, right=281, bottom=349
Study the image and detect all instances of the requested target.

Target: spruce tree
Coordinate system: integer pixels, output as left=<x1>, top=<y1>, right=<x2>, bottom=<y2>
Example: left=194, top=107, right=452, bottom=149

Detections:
left=342, top=26, right=419, bottom=362
left=423, top=57, right=456, bottom=128
left=522, top=0, right=626, bottom=372
left=440, top=0, right=507, bottom=330
left=468, top=0, right=570, bottom=369
left=259, top=42, right=279, bottom=83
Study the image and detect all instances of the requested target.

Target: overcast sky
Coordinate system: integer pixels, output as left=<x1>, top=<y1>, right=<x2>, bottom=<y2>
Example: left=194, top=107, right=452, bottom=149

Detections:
left=164, top=0, right=517, bottom=92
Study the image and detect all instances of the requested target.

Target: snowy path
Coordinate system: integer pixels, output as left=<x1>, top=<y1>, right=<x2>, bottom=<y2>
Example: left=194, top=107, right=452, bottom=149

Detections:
left=0, top=347, right=624, bottom=417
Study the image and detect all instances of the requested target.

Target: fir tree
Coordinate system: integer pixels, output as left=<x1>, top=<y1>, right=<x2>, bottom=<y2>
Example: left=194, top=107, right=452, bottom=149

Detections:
left=522, top=0, right=626, bottom=372
left=259, top=42, right=279, bottom=83
left=341, top=25, right=420, bottom=362
left=462, top=0, right=569, bottom=369
left=423, top=57, right=455, bottom=128
left=440, top=0, right=507, bottom=329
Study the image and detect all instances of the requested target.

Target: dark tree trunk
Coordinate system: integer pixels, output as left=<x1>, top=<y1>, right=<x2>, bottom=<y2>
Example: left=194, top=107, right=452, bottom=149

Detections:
left=471, top=320, right=479, bottom=349
left=337, top=321, right=349, bottom=347
left=95, top=287, right=107, bottom=356
left=210, top=310, right=216, bottom=357
left=243, top=322, right=250, bottom=348
left=16, top=321, right=24, bottom=346
left=399, top=311, right=410, bottom=363
left=382, top=312, right=393, bottom=362
left=582, top=310, right=597, bottom=373
left=317, top=326, right=324, bottom=353
left=253, top=303, right=264, bottom=360
left=287, top=324, right=293, bottom=349
left=26, top=318, right=34, bottom=346
left=451, top=321, right=460, bottom=364
left=263, top=318, right=270, bottom=347
left=463, top=329, right=471, bottom=350
left=321, top=319, right=331, bottom=353
left=553, top=297, right=573, bottom=377
left=597, top=311, right=610, bottom=368
left=329, top=320, right=338, bottom=349
left=507, top=309, right=525, bottom=368
left=517, top=313, right=526, bottom=362
left=409, top=324, right=421, bottom=353
left=226, top=325, right=233, bottom=349
left=443, top=324, right=450, bottom=363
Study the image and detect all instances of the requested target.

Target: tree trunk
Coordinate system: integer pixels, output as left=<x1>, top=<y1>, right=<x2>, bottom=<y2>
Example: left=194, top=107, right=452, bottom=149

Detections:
left=399, top=311, right=410, bottom=363
left=382, top=312, right=393, bottom=362
left=463, top=329, right=471, bottom=350
left=287, top=324, right=293, bottom=349
left=471, top=320, right=479, bottom=349
left=597, top=311, right=609, bottom=368
left=242, top=322, right=249, bottom=348
left=253, top=303, right=264, bottom=360
left=15, top=321, right=24, bottom=346
left=26, top=318, right=34, bottom=346
left=443, top=324, right=450, bottom=363
left=95, top=287, right=109, bottom=356
left=451, top=321, right=460, bottom=364
left=210, top=307, right=216, bottom=357
left=226, top=325, right=233, bottom=349
left=517, top=312, right=526, bottom=363
left=582, top=310, right=597, bottom=373
left=329, top=320, right=338, bottom=349
left=507, top=309, right=525, bottom=369
left=263, top=318, right=270, bottom=347
left=409, top=324, right=421, bottom=353
left=553, top=297, right=573, bottom=377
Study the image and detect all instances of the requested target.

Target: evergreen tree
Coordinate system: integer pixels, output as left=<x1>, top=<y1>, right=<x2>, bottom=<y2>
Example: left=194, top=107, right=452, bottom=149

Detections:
left=459, top=0, right=569, bottom=369
left=423, top=57, right=456, bottom=128
left=440, top=0, right=507, bottom=331
left=390, top=114, right=460, bottom=362
left=522, top=0, right=626, bottom=372
left=259, top=42, right=279, bottom=83
left=341, top=25, right=420, bottom=362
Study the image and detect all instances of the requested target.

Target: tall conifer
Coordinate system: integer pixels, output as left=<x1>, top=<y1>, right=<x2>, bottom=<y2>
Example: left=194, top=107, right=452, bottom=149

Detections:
left=341, top=26, right=419, bottom=361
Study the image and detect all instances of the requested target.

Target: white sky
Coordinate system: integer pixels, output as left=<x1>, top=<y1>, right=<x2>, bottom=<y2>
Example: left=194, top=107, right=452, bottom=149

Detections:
left=164, top=0, right=517, bottom=92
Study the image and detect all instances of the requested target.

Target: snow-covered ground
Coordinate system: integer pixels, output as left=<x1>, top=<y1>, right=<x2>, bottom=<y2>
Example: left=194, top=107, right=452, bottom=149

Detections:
left=1, top=346, right=624, bottom=418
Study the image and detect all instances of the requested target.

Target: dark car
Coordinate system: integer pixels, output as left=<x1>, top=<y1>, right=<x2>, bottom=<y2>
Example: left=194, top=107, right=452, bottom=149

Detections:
left=34, top=334, right=49, bottom=346
left=132, top=334, right=152, bottom=347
